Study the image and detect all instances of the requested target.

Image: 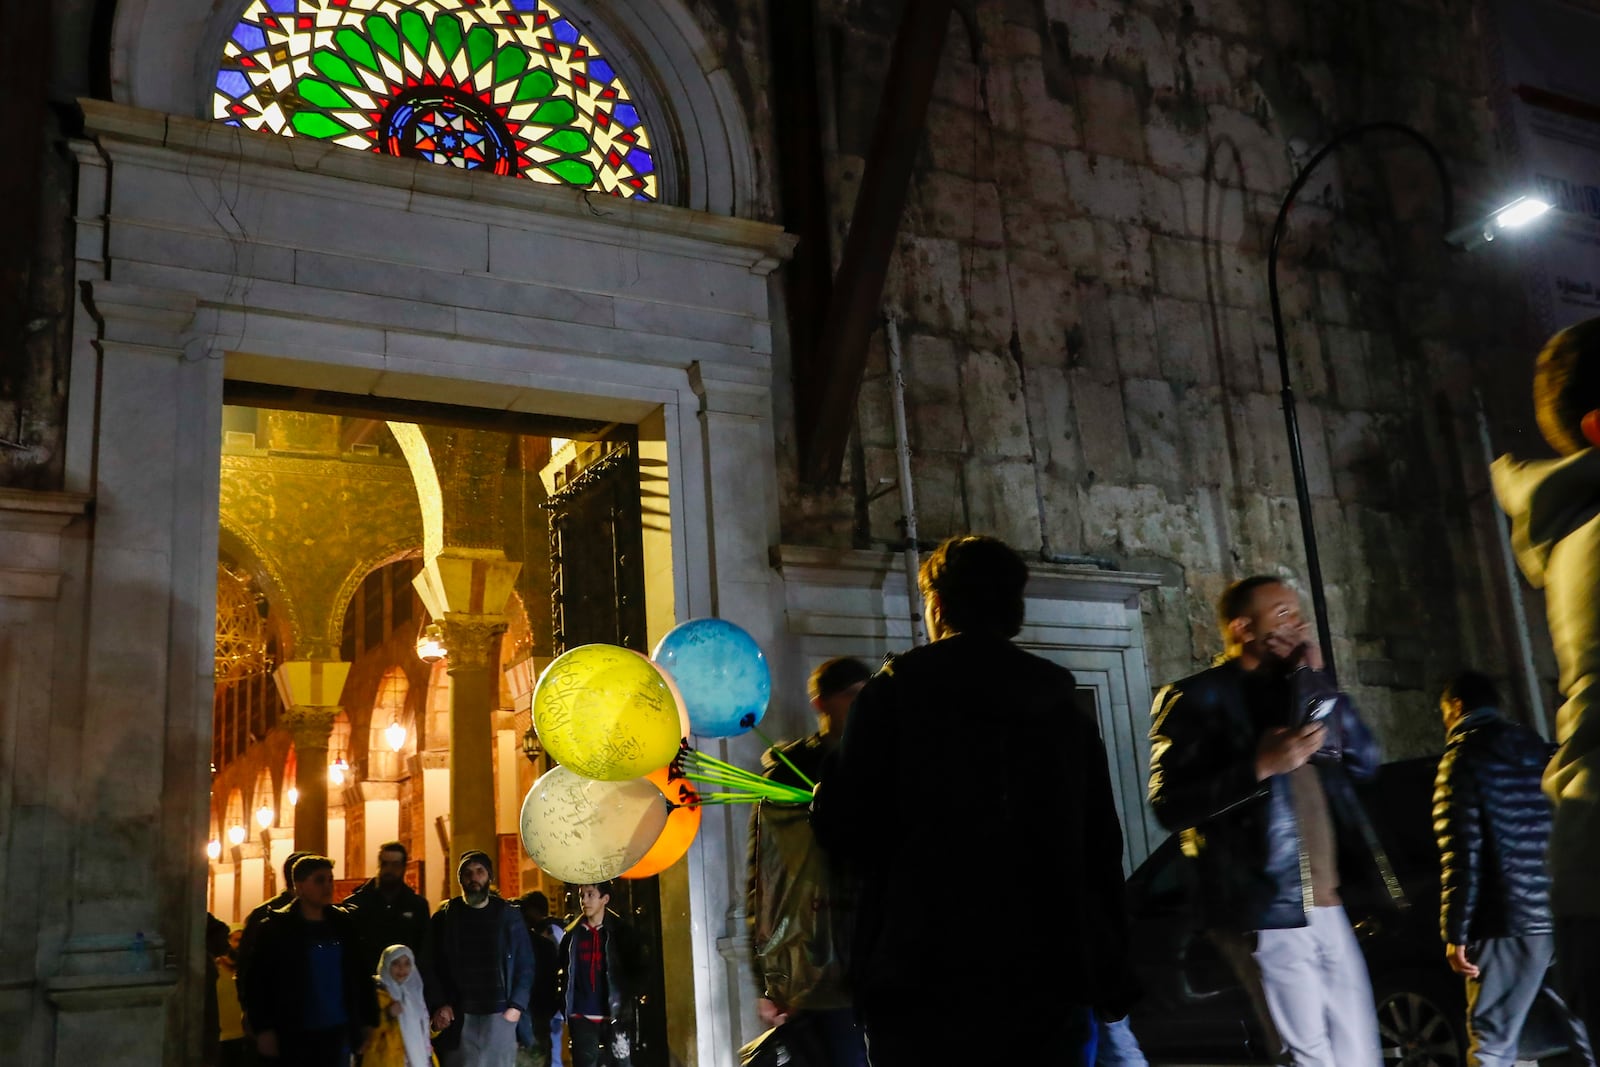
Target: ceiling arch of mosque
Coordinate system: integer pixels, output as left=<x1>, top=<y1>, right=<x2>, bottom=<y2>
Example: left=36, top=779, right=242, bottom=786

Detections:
left=218, top=411, right=425, bottom=661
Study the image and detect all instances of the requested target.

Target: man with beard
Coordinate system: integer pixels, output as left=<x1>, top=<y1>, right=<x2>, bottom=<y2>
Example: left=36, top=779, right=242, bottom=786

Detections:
left=1149, top=576, right=1396, bottom=1066
left=430, top=850, right=536, bottom=1067
left=345, top=841, right=433, bottom=985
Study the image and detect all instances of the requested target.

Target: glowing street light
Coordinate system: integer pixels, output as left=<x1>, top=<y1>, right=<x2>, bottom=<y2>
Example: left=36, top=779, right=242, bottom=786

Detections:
left=1445, top=194, right=1553, bottom=251
left=206, top=839, right=222, bottom=860
left=255, top=804, right=274, bottom=830
left=329, top=757, right=349, bottom=787
left=385, top=719, right=407, bottom=753
left=226, top=824, right=246, bottom=847
left=287, top=787, right=299, bottom=806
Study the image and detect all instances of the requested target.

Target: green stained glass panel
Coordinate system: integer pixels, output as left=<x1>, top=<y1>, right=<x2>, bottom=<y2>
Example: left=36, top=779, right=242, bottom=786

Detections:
left=540, top=129, right=589, bottom=155
left=494, top=45, right=529, bottom=85
left=529, top=98, right=574, bottom=125
left=335, top=28, right=379, bottom=72
left=465, top=26, right=495, bottom=70
left=548, top=159, right=596, bottom=185
left=298, top=78, right=349, bottom=110
left=366, top=14, right=401, bottom=62
left=290, top=111, right=347, bottom=139
left=311, top=51, right=363, bottom=88
left=398, top=10, right=430, bottom=62
left=435, top=14, right=464, bottom=63
left=515, top=69, right=556, bottom=103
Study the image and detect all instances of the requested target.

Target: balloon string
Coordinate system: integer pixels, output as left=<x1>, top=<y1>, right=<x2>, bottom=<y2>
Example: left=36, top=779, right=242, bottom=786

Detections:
left=748, top=725, right=817, bottom=790
left=682, top=772, right=809, bottom=804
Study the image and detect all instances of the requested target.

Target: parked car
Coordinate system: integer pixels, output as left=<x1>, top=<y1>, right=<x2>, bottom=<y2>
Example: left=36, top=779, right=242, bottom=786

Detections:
left=1124, top=756, right=1575, bottom=1065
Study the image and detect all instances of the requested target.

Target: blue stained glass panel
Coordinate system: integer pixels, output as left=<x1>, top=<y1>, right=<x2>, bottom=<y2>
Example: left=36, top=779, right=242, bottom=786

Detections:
left=510, top=0, right=537, bottom=7
left=626, top=147, right=653, bottom=174
left=612, top=102, right=637, bottom=128
left=551, top=18, right=579, bottom=43
left=264, top=0, right=295, bottom=11
left=232, top=23, right=267, bottom=50
left=216, top=70, right=251, bottom=98
left=588, top=59, right=614, bottom=83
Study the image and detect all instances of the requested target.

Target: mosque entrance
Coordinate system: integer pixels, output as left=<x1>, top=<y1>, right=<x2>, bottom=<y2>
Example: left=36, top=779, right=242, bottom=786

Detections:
left=205, top=384, right=673, bottom=1066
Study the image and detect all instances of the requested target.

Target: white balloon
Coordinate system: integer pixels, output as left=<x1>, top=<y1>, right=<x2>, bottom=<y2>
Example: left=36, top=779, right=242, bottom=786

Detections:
left=519, top=766, right=669, bottom=883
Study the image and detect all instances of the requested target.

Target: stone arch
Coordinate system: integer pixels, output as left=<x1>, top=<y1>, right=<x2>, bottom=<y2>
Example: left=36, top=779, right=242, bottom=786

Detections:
left=217, top=520, right=300, bottom=657
left=107, top=0, right=758, bottom=216
left=327, top=541, right=425, bottom=660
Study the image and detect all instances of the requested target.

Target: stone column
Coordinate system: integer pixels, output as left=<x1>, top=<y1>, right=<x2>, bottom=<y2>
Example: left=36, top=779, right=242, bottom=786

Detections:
left=687, top=362, right=786, bottom=1056
left=438, top=614, right=505, bottom=866
left=412, top=552, right=520, bottom=874
left=274, top=659, right=352, bottom=858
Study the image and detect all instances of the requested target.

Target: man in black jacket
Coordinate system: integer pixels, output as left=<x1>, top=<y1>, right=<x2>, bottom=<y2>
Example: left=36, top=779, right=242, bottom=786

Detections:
left=1149, top=575, right=1394, bottom=1067
left=1433, top=671, right=1595, bottom=1067
left=344, top=840, right=433, bottom=985
left=430, top=850, right=536, bottom=1067
left=812, top=535, right=1131, bottom=1067
left=243, top=854, right=378, bottom=1064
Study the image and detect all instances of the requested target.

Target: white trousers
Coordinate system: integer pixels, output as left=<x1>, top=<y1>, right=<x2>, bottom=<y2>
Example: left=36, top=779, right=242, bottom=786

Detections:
left=1216, top=905, right=1381, bottom=1066
left=1249, top=906, right=1381, bottom=1067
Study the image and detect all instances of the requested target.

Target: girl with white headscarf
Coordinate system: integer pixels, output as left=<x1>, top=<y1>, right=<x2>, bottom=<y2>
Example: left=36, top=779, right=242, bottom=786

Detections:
left=365, top=944, right=435, bottom=1067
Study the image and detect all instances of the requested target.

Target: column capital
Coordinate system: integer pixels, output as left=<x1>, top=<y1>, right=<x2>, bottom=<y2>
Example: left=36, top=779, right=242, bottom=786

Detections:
left=280, top=705, right=340, bottom=748
left=273, top=659, right=351, bottom=709
left=438, top=613, right=505, bottom=672
left=413, top=550, right=522, bottom=620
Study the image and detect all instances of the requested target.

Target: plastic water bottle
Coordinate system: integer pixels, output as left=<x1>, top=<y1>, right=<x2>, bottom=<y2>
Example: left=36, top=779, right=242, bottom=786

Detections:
left=130, top=931, right=149, bottom=973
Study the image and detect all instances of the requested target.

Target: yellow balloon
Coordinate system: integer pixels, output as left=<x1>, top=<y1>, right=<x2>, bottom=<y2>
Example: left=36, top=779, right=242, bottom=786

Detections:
left=533, top=643, right=682, bottom=781
left=519, top=766, right=670, bottom=883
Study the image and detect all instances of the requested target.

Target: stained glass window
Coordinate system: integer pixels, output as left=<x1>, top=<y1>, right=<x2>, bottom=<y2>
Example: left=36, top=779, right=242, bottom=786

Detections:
left=213, top=0, right=658, bottom=201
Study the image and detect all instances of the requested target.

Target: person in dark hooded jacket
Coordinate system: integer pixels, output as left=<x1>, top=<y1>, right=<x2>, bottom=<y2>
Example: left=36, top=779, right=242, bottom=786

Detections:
left=1492, top=315, right=1600, bottom=1037
left=1433, top=671, right=1594, bottom=1067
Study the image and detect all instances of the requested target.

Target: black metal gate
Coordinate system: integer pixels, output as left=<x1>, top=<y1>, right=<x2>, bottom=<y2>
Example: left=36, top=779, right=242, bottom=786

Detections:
left=545, top=433, right=668, bottom=1067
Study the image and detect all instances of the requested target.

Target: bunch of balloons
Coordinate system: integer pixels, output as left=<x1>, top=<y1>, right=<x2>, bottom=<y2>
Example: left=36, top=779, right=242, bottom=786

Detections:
left=519, top=617, right=784, bottom=884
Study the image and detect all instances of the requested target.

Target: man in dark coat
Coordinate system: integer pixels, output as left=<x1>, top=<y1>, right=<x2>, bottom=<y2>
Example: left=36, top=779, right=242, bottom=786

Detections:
left=1433, top=671, right=1595, bottom=1067
left=1149, top=575, right=1393, bottom=1066
left=429, top=849, right=536, bottom=1067
left=243, top=854, right=378, bottom=1065
left=344, top=840, right=433, bottom=985
left=812, top=535, right=1132, bottom=1067
left=234, top=849, right=310, bottom=1039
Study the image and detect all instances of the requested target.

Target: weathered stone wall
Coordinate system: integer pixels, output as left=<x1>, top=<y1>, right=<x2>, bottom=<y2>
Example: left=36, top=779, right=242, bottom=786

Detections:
left=737, top=0, right=1550, bottom=757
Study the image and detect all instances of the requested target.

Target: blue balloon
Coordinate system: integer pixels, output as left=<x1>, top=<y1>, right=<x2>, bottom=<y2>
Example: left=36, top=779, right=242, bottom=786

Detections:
left=651, top=618, right=771, bottom=738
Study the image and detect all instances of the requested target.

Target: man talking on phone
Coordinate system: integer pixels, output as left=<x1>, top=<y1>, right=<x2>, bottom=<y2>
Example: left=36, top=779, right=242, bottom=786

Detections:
left=1148, top=576, right=1398, bottom=1066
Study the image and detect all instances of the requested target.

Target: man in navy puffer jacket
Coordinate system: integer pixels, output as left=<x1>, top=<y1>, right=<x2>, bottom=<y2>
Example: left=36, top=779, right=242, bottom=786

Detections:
left=1433, top=671, right=1594, bottom=1067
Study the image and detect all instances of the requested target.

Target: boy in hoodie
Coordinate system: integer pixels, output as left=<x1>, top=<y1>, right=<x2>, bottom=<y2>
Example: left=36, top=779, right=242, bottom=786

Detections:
left=1491, top=315, right=1600, bottom=1038
left=1432, top=672, right=1594, bottom=1067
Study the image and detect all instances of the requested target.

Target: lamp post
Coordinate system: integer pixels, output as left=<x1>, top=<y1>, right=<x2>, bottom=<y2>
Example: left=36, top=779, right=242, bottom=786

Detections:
left=1267, top=121, right=1550, bottom=681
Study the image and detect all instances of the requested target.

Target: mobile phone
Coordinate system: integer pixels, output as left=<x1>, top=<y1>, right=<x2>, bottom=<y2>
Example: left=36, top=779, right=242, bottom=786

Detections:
left=1304, top=697, right=1337, bottom=727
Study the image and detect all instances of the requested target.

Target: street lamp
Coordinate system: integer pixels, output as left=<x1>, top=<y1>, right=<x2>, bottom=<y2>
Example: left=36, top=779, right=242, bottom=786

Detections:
left=416, top=621, right=447, bottom=663
left=386, top=719, right=407, bottom=752
left=1268, top=121, right=1552, bottom=680
left=206, top=839, right=222, bottom=860
left=255, top=804, right=274, bottom=830
left=287, top=786, right=299, bottom=807
left=226, top=824, right=246, bottom=847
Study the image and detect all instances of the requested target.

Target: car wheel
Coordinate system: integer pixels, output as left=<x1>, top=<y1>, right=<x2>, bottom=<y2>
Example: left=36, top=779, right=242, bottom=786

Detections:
left=1374, top=976, right=1466, bottom=1067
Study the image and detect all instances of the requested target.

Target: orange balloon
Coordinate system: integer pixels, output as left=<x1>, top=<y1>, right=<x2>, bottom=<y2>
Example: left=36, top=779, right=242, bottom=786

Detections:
left=622, top=767, right=702, bottom=879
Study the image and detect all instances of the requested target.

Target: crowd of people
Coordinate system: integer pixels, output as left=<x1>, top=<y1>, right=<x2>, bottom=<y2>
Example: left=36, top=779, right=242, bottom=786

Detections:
left=208, top=845, right=634, bottom=1067
left=203, top=316, right=1600, bottom=1067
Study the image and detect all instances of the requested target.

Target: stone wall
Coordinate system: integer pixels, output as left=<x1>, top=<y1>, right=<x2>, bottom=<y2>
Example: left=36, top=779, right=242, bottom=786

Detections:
left=734, top=0, right=1552, bottom=756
